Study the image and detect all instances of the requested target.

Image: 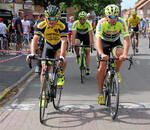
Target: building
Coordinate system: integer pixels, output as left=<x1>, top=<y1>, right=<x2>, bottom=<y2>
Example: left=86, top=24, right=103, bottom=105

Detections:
left=0, top=0, right=44, bottom=19
left=133, top=0, right=150, bottom=19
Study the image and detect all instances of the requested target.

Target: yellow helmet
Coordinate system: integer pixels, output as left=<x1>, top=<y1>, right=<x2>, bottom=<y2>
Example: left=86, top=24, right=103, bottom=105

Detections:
left=105, top=4, right=119, bottom=16
left=131, top=11, right=137, bottom=16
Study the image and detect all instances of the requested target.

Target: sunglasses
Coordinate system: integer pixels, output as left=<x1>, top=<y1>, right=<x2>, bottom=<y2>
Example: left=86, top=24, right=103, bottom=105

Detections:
left=48, top=17, right=57, bottom=21
left=109, top=15, right=118, bottom=19
left=79, top=18, right=86, bottom=20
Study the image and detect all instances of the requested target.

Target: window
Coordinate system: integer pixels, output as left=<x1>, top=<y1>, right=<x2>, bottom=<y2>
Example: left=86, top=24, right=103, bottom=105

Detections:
left=147, top=9, right=150, bottom=14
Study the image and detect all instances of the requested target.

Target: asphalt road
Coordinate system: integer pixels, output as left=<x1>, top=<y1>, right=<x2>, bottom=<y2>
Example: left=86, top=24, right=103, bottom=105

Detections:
left=0, top=36, right=150, bottom=130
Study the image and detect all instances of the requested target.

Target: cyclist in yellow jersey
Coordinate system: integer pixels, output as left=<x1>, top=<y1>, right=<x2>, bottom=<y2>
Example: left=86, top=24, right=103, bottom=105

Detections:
left=26, top=5, right=68, bottom=107
left=95, top=4, right=130, bottom=105
left=128, top=11, right=141, bottom=52
left=72, top=11, right=94, bottom=75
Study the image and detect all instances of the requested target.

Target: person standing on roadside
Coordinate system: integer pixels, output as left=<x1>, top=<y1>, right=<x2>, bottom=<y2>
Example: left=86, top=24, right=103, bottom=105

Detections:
left=22, top=15, right=31, bottom=47
left=67, top=16, right=74, bottom=51
left=15, top=11, right=24, bottom=54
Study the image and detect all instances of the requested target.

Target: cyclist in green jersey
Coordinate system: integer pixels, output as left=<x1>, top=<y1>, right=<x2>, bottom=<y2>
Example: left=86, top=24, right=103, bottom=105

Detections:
left=95, top=4, right=130, bottom=105
left=72, top=11, right=94, bottom=75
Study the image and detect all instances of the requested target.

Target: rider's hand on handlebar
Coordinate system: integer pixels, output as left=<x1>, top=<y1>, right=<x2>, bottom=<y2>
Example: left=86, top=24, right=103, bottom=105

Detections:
left=119, top=54, right=127, bottom=61
left=101, top=54, right=109, bottom=60
left=26, top=54, right=35, bottom=62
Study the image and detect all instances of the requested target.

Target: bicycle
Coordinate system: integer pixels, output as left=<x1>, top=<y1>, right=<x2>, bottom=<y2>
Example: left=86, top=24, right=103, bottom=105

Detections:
left=29, top=55, right=63, bottom=124
left=73, top=44, right=92, bottom=83
left=98, top=54, right=133, bottom=120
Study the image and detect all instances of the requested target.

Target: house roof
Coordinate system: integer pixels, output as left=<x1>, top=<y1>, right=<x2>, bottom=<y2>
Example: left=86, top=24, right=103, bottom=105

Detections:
left=137, top=0, right=150, bottom=9
left=133, top=0, right=146, bottom=9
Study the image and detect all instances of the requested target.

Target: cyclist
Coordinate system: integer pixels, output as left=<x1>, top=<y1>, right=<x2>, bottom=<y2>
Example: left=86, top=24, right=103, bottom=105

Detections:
left=128, top=11, right=141, bottom=53
left=67, top=16, right=74, bottom=51
left=26, top=5, right=68, bottom=107
left=95, top=4, right=130, bottom=105
left=140, top=18, right=147, bottom=37
left=72, top=11, right=94, bottom=75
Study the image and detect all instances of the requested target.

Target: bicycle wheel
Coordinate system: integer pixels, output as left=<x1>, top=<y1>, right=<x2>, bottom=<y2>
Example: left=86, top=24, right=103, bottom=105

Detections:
left=108, top=74, right=119, bottom=120
left=132, top=37, right=136, bottom=56
left=80, top=55, right=84, bottom=83
left=49, top=70, right=62, bottom=110
left=103, top=71, right=109, bottom=106
left=39, top=76, right=48, bottom=124
left=53, top=84, right=62, bottom=110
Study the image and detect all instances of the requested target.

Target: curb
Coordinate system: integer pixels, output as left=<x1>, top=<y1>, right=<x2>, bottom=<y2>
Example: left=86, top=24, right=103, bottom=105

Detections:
left=0, top=68, right=35, bottom=101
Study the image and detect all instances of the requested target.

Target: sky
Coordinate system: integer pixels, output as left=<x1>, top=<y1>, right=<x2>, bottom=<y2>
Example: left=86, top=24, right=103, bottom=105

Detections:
left=121, top=0, right=138, bottom=10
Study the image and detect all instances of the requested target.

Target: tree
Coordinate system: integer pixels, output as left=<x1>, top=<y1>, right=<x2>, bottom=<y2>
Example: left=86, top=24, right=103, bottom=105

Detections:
left=32, top=0, right=118, bottom=16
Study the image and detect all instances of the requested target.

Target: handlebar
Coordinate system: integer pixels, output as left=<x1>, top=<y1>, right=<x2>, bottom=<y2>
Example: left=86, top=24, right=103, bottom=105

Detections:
left=100, top=56, right=133, bottom=70
left=28, top=55, right=63, bottom=71
left=71, top=44, right=93, bottom=53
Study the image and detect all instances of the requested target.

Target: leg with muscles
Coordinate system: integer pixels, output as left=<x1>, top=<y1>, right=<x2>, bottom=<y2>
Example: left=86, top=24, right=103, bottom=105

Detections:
left=97, top=61, right=107, bottom=105
left=74, top=39, right=81, bottom=64
left=112, top=46, right=124, bottom=83
left=85, top=48, right=90, bottom=75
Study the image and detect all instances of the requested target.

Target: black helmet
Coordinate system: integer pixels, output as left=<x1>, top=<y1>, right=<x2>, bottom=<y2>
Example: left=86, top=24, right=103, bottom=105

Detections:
left=45, top=5, right=59, bottom=17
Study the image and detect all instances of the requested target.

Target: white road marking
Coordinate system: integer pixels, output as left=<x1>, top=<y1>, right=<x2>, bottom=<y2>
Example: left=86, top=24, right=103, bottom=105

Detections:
left=3, top=103, right=150, bottom=111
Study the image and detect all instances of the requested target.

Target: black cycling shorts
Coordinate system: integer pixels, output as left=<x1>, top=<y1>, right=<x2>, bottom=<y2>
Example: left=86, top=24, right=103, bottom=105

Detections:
left=42, top=42, right=61, bottom=59
left=99, top=38, right=123, bottom=56
left=131, top=25, right=139, bottom=32
left=75, top=32, right=90, bottom=47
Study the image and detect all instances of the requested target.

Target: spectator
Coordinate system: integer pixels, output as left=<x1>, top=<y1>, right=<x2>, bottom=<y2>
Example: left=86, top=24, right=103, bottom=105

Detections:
left=22, top=15, right=31, bottom=46
left=0, top=18, right=9, bottom=50
left=67, top=16, right=74, bottom=51
left=14, top=11, right=24, bottom=54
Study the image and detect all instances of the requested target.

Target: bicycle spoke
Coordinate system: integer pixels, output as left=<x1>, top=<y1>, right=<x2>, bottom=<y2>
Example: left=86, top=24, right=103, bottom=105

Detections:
left=109, top=75, right=119, bottom=120
left=39, top=77, right=48, bottom=124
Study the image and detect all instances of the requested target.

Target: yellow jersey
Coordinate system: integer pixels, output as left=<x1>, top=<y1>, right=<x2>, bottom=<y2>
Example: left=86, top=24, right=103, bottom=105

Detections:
left=128, top=16, right=140, bottom=28
left=34, top=19, right=68, bottom=45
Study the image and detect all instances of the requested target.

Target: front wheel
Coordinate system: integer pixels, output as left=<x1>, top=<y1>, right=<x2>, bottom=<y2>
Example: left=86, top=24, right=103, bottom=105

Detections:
left=108, top=74, right=119, bottom=120
left=39, top=76, right=48, bottom=124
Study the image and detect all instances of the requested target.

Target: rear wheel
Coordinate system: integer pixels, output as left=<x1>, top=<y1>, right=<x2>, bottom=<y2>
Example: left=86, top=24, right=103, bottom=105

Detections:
left=108, top=74, right=119, bottom=120
left=132, top=37, right=136, bottom=56
left=53, top=85, right=62, bottom=110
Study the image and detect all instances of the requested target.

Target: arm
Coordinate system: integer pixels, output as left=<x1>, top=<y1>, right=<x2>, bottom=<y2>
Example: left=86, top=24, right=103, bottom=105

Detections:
left=30, top=35, right=40, bottom=54
left=60, top=37, right=67, bottom=57
left=72, top=30, right=77, bottom=45
left=89, top=30, right=94, bottom=47
left=17, top=23, right=23, bottom=35
left=95, top=36, right=104, bottom=55
left=122, top=36, right=130, bottom=59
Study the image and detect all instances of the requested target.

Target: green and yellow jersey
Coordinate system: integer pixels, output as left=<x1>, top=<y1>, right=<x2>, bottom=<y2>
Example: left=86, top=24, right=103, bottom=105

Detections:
left=96, top=17, right=129, bottom=42
left=34, top=19, right=68, bottom=45
left=72, top=20, right=93, bottom=34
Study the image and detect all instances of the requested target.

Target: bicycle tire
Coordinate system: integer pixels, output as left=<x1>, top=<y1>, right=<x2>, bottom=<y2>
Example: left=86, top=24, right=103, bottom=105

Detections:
left=80, top=55, right=84, bottom=83
left=108, top=74, right=119, bottom=120
left=39, top=76, right=48, bottom=124
left=132, top=37, right=136, bottom=56
left=104, top=71, right=110, bottom=106
left=53, top=85, right=62, bottom=110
